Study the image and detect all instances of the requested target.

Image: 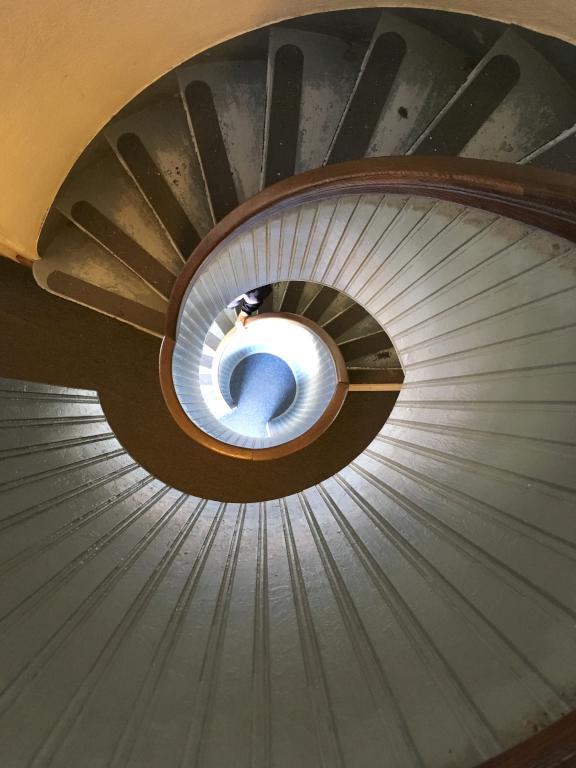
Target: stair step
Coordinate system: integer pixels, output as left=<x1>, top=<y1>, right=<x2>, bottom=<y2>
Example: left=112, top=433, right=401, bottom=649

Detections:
left=264, top=27, right=364, bottom=184
left=411, top=29, right=576, bottom=161
left=314, top=290, right=355, bottom=326
left=338, top=330, right=391, bottom=363
left=293, top=282, right=323, bottom=315
left=70, top=202, right=176, bottom=300
left=259, top=289, right=275, bottom=315
left=279, top=281, right=306, bottom=313
left=273, top=281, right=318, bottom=314
left=523, top=125, right=576, bottom=174
left=179, top=58, right=267, bottom=213
left=33, top=224, right=167, bottom=336
left=327, top=11, right=469, bottom=162
left=54, top=142, right=184, bottom=277
left=326, top=306, right=381, bottom=342
left=105, top=94, right=213, bottom=254
left=347, top=367, right=404, bottom=385
left=323, top=304, right=366, bottom=339
left=393, top=8, right=503, bottom=59
left=112, top=133, right=201, bottom=262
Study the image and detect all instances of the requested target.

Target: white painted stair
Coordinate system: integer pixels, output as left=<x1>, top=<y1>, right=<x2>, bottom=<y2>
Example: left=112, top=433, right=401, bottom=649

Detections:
left=2, top=192, right=576, bottom=766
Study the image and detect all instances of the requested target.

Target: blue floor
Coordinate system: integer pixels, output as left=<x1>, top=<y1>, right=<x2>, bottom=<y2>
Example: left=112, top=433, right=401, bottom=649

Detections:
left=222, top=353, right=296, bottom=438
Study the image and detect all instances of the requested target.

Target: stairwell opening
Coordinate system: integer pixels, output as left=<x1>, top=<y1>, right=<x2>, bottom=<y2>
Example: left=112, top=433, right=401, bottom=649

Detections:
left=195, top=312, right=347, bottom=449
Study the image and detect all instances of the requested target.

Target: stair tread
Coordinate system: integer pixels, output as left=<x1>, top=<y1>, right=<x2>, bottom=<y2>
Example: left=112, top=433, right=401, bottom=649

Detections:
left=179, top=58, right=267, bottom=207
left=524, top=124, right=576, bottom=174
left=33, top=225, right=167, bottom=336
left=55, top=144, right=184, bottom=276
left=265, top=27, right=365, bottom=180
left=329, top=11, right=470, bottom=161
left=105, top=94, right=213, bottom=242
left=329, top=310, right=381, bottom=343
left=315, top=291, right=355, bottom=326
left=411, top=28, right=576, bottom=161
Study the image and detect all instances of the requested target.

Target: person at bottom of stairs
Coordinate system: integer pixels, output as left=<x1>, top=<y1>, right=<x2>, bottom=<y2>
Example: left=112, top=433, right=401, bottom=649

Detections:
left=227, top=285, right=272, bottom=328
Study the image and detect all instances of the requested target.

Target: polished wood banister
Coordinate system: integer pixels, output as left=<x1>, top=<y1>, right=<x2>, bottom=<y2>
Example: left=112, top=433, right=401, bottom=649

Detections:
left=164, top=156, right=576, bottom=340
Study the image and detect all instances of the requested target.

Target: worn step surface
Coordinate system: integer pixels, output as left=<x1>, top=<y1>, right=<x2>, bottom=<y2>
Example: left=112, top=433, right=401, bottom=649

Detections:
left=34, top=223, right=167, bottom=337
left=264, top=26, right=365, bottom=183
left=523, top=125, right=576, bottom=174
left=411, top=29, right=576, bottom=161
left=105, top=93, right=212, bottom=254
left=327, top=11, right=470, bottom=162
left=179, top=58, right=267, bottom=214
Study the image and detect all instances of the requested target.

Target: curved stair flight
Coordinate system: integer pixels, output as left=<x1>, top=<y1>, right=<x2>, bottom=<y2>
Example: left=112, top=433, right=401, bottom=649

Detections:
left=1, top=6, right=576, bottom=768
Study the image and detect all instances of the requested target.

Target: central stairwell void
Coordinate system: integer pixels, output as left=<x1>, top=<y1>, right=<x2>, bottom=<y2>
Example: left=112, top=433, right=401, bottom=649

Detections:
left=174, top=310, right=348, bottom=451
left=224, top=352, right=295, bottom=436
left=1, top=6, right=576, bottom=768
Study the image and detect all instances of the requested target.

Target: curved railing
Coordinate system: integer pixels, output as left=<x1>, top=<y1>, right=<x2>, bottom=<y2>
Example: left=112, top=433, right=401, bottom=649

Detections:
left=164, top=155, right=576, bottom=340
left=160, top=156, right=576, bottom=460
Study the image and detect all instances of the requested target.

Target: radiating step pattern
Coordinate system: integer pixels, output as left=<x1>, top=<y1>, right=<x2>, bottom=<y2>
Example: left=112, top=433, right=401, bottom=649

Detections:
left=179, top=58, right=267, bottom=212
left=264, top=26, right=364, bottom=183
left=411, top=29, right=576, bottom=161
left=327, top=11, right=469, bottom=162
left=34, top=9, right=576, bottom=332
left=12, top=7, right=576, bottom=766
left=2, top=200, right=576, bottom=768
left=272, top=280, right=401, bottom=368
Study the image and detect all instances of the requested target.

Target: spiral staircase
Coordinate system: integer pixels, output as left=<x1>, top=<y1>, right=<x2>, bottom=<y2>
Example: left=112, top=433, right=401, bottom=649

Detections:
left=1, top=6, right=576, bottom=767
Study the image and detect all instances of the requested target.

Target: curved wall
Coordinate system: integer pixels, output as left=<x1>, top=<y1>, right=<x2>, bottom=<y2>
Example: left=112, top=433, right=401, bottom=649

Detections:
left=1, top=0, right=576, bottom=261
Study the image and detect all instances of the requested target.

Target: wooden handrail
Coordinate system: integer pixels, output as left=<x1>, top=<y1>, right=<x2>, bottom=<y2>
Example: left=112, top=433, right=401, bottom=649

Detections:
left=164, top=156, right=576, bottom=340
left=160, top=155, right=576, bottom=458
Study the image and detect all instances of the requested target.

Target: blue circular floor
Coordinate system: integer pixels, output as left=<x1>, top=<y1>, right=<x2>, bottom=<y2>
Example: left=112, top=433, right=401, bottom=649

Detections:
left=222, top=352, right=296, bottom=437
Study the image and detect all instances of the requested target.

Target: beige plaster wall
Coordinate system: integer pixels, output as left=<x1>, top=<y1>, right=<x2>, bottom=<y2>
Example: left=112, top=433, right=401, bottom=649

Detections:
left=1, top=0, right=575, bottom=260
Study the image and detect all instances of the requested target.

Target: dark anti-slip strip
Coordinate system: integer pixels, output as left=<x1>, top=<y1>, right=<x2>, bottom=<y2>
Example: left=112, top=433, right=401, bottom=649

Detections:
left=185, top=81, right=239, bottom=221
left=71, top=202, right=175, bottom=299
left=265, top=44, right=304, bottom=186
left=412, top=54, right=521, bottom=156
left=116, top=133, right=200, bottom=258
left=327, top=32, right=407, bottom=164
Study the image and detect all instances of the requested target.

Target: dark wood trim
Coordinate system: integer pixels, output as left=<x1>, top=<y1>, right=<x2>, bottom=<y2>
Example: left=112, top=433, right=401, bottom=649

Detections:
left=159, top=312, right=348, bottom=461
left=478, top=709, right=576, bottom=768
left=164, top=156, right=576, bottom=340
